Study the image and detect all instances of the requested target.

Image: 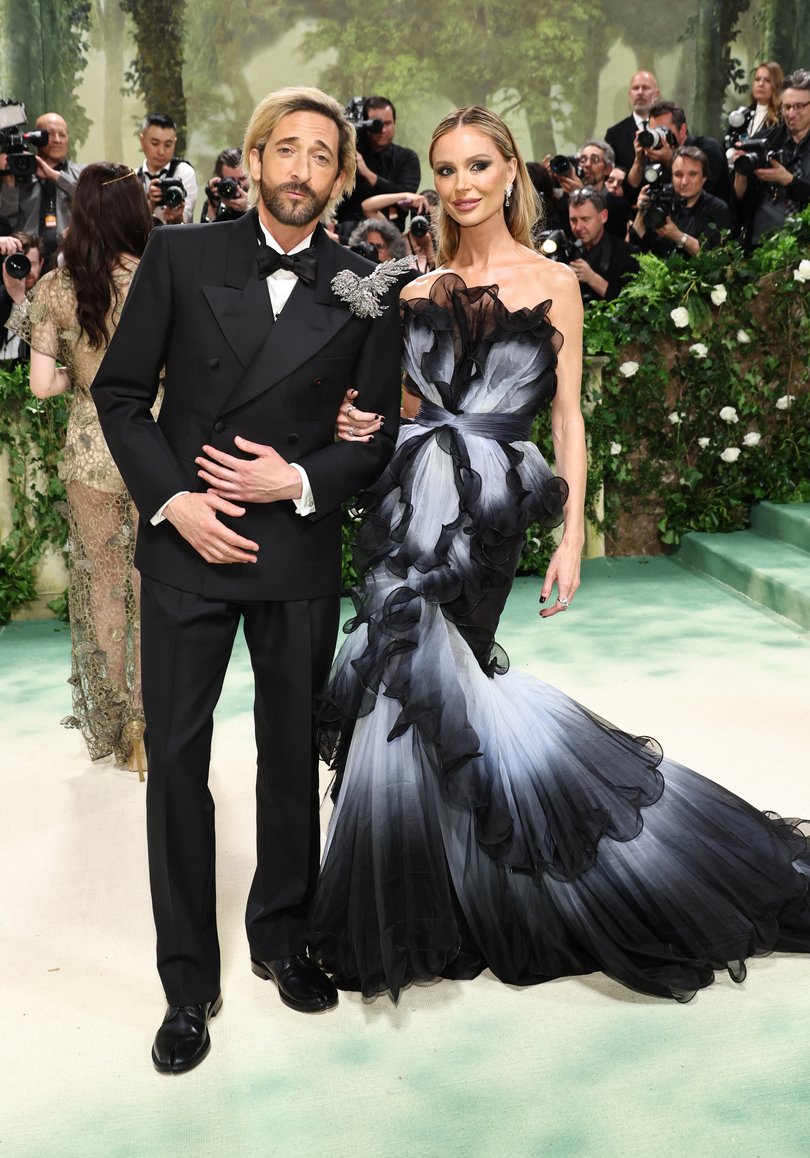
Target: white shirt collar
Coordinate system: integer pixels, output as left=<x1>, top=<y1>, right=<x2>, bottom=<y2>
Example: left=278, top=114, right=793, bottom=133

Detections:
left=258, top=218, right=317, bottom=256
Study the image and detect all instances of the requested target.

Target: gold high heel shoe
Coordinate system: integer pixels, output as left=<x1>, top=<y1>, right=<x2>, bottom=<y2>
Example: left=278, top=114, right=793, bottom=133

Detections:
left=122, top=715, right=147, bottom=782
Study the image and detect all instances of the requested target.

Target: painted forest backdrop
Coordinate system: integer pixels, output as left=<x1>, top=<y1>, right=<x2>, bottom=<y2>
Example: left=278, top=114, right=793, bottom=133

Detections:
left=1, top=1, right=809, bottom=188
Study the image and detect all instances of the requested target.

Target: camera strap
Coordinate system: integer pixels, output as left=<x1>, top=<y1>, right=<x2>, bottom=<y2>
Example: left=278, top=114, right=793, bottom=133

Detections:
left=38, top=177, right=58, bottom=259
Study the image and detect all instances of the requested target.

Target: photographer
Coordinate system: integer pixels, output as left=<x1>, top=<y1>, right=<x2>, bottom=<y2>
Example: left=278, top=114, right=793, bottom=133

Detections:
left=605, top=70, right=661, bottom=171
left=136, top=113, right=197, bottom=225
left=361, top=189, right=438, bottom=272
left=545, top=139, right=631, bottom=240
left=0, top=112, right=82, bottom=264
left=200, top=147, right=249, bottom=223
left=630, top=146, right=732, bottom=257
left=0, top=231, right=43, bottom=360
left=732, top=68, right=810, bottom=246
left=336, top=96, right=420, bottom=234
left=568, top=188, right=638, bottom=302
left=626, top=101, right=730, bottom=206
left=346, top=217, right=407, bottom=263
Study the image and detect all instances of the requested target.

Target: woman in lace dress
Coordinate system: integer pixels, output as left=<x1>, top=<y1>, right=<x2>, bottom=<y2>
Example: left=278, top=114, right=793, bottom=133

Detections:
left=9, top=163, right=155, bottom=774
left=311, top=107, right=810, bottom=1003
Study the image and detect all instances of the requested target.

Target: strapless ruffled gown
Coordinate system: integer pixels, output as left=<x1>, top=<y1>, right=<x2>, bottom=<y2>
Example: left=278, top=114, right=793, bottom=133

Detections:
left=309, top=273, right=810, bottom=1001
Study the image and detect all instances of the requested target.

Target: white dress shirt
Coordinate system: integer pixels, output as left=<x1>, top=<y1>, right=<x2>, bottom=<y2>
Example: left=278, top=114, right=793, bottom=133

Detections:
left=152, top=218, right=317, bottom=524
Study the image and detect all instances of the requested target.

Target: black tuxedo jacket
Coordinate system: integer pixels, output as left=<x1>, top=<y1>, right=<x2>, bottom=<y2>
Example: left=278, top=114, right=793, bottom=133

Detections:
left=92, top=212, right=403, bottom=602
left=605, top=115, right=638, bottom=172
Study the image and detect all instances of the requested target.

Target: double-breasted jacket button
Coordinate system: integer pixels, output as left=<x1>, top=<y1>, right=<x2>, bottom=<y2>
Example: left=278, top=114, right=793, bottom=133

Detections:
left=287, top=433, right=300, bottom=445
left=213, top=420, right=225, bottom=433
left=209, top=358, right=220, bottom=370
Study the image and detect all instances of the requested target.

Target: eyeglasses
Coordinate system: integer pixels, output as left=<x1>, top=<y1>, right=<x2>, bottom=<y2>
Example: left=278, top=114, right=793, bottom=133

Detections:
left=782, top=102, right=810, bottom=112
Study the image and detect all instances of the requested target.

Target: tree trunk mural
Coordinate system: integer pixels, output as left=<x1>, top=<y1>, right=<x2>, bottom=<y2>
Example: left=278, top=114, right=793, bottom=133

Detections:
left=121, top=0, right=187, bottom=151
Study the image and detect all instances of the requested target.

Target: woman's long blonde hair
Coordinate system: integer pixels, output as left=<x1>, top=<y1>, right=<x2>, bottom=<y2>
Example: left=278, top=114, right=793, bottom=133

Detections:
left=750, top=61, right=784, bottom=128
left=428, top=107, right=541, bottom=266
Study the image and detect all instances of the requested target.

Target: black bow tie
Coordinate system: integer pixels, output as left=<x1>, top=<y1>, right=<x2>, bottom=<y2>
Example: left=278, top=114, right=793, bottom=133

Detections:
left=257, top=244, right=318, bottom=286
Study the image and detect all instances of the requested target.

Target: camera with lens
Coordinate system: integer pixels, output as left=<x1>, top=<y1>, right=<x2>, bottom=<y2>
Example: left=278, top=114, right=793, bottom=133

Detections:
left=204, top=176, right=243, bottom=221
left=349, top=240, right=379, bottom=263
left=536, top=229, right=581, bottom=264
left=2, top=250, right=30, bottom=279
left=643, top=176, right=676, bottom=230
left=156, top=177, right=186, bottom=209
left=549, top=154, right=579, bottom=177
left=730, top=139, right=780, bottom=178
left=345, top=96, right=383, bottom=134
left=0, top=100, right=49, bottom=181
left=637, top=125, right=676, bottom=151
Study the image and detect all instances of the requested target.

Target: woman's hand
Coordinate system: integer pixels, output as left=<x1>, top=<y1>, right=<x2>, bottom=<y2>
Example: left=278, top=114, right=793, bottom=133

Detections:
left=539, top=537, right=582, bottom=618
left=335, top=389, right=383, bottom=442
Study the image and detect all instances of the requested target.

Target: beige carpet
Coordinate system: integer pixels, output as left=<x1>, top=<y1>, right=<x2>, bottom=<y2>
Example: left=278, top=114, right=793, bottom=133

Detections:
left=2, top=558, right=809, bottom=1157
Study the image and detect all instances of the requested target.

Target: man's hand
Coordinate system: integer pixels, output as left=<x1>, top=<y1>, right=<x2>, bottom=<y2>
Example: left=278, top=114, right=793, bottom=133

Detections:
left=754, top=158, right=795, bottom=186
left=356, top=152, right=376, bottom=185
left=163, top=491, right=258, bottom=564
left=0, top=235, right=22, bottom=257
left=570, top=258, right=594, bottom=286
left=146, top=179, right=164, bottom=210
left=196, top=436, right=303, bottom=504
left=655, top=217, right=683, bottom=242
left=35, top=156, right=60, bottom=182
left=558, top=171, right=584, bottom=195
left=163, top=201, right=185, bottom=225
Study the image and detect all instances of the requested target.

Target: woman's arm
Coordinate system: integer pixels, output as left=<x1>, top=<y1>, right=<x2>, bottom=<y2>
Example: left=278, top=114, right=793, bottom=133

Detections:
left=360, top=192, right=428, bottom=219
left=30, top=348, right=70, bottom=398
left=541, top=265, right=587, bottom=617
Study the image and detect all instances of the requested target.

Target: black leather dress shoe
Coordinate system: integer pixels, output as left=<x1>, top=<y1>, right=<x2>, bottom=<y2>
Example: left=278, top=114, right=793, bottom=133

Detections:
left=151, top=992, right=223, bottom=1075
left=251, top=954, right=338, bottom=1013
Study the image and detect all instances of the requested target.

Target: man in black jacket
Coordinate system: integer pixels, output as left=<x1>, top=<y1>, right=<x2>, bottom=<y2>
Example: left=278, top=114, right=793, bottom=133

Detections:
left=604, top=70, right=661, bottom=172
left=630, top=146, right=732, bottom=257
left=733, top=68, right=810, bottom=245
left=625, top=101, right=730, bottom=206
left=336, top=96, right=420, bottom=233
left=568, top=188, right=638, bottom=302
left=92, top=87, right=404, bottom=1075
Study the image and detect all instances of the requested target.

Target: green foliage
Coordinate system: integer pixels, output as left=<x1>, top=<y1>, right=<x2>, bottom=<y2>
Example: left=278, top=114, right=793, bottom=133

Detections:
left=121, top=0, right=187, bottom=150
left=0, top=0, right=92, bottom=145
left=0, top=361, right=68, bottom=623
left=583, top=208, right=810, bottom=550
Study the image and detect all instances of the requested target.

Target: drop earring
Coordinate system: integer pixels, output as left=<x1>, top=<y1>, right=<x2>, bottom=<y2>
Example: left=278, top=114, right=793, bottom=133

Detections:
left=504, top=182, right=513, bottom=207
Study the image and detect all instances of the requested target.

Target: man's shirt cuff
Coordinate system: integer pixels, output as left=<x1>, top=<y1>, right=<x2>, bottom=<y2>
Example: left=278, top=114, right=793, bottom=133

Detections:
left=152, top=490, right=189, bottom=525
left=290, top=463, right=316, bottom=516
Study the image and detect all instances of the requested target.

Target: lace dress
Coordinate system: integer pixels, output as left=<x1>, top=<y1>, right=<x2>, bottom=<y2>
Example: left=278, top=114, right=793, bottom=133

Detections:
left=309, top=273, right=810, bottom=1001
left=12, top=260, right=160, bottom=763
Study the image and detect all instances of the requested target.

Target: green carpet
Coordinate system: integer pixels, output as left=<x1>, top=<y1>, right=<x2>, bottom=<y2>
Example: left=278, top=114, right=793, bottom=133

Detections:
left=2, top=558, right=809, bottom=1157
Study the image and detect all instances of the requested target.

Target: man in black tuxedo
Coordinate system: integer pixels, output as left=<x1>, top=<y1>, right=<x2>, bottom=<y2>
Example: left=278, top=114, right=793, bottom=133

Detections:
left=604, top=70, right=661, bottom=172
left=92, top=87, right=403, bottom=1074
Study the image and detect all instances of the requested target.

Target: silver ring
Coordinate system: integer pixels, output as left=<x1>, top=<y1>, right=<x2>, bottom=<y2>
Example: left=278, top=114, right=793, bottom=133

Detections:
left=557, top=596, right=570, bottom=607
left=348, top=425, right=356, bottom=437
left=346, top=403, right=356, bottom=415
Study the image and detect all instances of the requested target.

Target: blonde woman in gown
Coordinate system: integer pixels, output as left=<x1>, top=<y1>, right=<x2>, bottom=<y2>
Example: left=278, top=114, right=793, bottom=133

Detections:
left=9, top=163, right=157, bottom=774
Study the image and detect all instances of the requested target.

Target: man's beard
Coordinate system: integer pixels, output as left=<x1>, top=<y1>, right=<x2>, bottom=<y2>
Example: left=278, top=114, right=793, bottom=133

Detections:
left=260, top=178, right=331, bottom=226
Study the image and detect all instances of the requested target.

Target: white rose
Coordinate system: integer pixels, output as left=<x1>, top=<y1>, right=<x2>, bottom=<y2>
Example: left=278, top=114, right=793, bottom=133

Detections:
left=698, top=437, right=710, bottom=448
left=690, top=342, right=709, bottom=358
left=710, top=285, right=727, bottom=305
left=794, top=259, right=810, bottom=282
left=618, top=361, right=639, bottom=378
left=720, top=447, right=741, bottom=463
left=776, top=395, right=795, bottom=410
left=668, top=411, right=682, bottom=424
left=742, top=431, right=761, bottom=447
left=670, top=306, right=690, bottom=328
left=719, top=406, right=738, bottom=423
left=736, top=329, right=751, bottom=344
left=609, top=442, right=622, bottom=455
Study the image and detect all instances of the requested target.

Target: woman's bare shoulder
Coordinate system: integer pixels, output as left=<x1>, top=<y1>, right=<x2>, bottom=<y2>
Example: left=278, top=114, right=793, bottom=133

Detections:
left=399, top=268, right=452, bottom=302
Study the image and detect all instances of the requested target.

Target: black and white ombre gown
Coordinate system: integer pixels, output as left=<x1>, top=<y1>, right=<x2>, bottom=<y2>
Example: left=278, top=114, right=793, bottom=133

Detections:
left=309, top=273, right=810, bottom=1001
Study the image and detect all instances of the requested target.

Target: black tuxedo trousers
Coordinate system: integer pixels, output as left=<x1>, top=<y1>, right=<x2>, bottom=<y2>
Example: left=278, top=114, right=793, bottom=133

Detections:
left=92, top=213, right=403, bottom=1004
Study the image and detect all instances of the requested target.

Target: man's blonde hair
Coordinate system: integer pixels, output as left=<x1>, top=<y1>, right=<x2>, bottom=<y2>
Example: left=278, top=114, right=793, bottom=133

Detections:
left=242, top=87, right=356, bottom=222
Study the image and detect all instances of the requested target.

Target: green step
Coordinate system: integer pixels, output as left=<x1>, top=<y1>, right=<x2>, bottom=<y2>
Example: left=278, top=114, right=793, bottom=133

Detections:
left=677, top=529, right=810, bottom=629
left=750, top=501, right=810, bottom=554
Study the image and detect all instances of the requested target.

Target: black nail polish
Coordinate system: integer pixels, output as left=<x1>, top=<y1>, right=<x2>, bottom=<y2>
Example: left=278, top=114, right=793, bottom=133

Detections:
left=539, top=596, right=546, bottom=604
left=369, top=434, right=375, bottom=441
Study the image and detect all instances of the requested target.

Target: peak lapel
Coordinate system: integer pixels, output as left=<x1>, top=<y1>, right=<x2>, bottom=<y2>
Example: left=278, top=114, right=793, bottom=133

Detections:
left=219, top=224, right=355, bottom=416
left=202, top=211, right=272, bottom=367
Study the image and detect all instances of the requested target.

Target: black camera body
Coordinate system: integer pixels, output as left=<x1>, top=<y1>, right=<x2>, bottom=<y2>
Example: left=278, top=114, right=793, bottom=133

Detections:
left=349, top=240, right=379, bottom=263
left=204, top=177, right=243, bottom=221
left=644, top=181, right=676, bottom=230
left=156, top=177, right=186, bottom=209
left=0, top=100, right=48, bottom=181
left=345, top=97, right=383, bottom=134
left=536, top=229, right=581, bottom=263
left=731, top=139, right=780, bottom=178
